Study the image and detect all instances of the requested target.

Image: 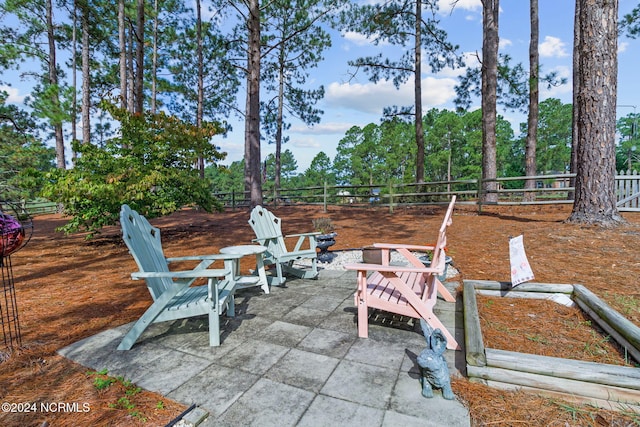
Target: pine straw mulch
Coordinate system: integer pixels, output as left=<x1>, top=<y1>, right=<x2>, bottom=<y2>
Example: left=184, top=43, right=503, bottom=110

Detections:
left=0, top=203, right=639, bottom=426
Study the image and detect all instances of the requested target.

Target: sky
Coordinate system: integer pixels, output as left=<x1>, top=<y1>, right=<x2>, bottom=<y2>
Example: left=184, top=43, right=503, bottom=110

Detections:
left=2, top=0, right=639, bottom=172
left=222, top=0, right=638, bottom=172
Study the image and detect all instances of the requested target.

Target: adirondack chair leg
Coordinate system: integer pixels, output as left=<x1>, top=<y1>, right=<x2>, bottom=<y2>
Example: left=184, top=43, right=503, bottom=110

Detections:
left=357, top=300, right=369, bottom=338
left=208, top=310, right=221, bottom=347
left=435, top=277, right=456, bottom=302
left=274, top=262, right=286, bottom=285
left=117, top=285, right=185, bottom=351
left=356, top=271, right=369, bottom=338
left=255, top=255, right=270, bottom=293
left=227, top=293, right=235, bottom=317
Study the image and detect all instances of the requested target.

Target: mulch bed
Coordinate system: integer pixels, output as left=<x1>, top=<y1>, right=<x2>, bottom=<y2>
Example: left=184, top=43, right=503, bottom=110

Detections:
left=0, top=203, right=639, bottom=426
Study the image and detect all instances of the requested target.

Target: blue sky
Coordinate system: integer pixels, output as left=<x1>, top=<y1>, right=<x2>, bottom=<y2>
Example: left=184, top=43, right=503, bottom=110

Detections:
left=230, top=0, right=639, bottom=171
left=2, top=0, right=639, bottom=171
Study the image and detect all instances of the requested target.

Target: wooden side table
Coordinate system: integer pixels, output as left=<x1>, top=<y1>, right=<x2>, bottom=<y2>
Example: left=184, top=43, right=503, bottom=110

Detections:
left=219, top=245, right=269, bottom=294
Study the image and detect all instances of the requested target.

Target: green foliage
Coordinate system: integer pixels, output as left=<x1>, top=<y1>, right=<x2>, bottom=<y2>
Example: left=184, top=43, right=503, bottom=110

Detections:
left=616, top=112, right=640, bottom=172
left=0, top=91, right=56, bottom=200
left=620, top=6, right=640, bottom=39
left=300, top=151, right=336, bottom=187
left=207, top=160, right=245, bottom=195
left=87, top=370, right=148, bottom=421
left=87, top=369, right=116, bottom=390
left=530, top=98, right=572, bottom=173
left=455, top=54, right=567, bottom=113
left=264, top=150, right=299, bottom=190
left=166, top=10, right=239, bottom=122
left=41, top=103, right=225, bottom=236
left=334, top=120, right=415, bottom=186
left=333, top=108, right=521, bottom=187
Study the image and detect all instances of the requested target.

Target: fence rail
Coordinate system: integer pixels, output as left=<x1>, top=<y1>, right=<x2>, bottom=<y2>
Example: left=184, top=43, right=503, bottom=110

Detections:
left=22, top=200, right=59, bottom=216
left=215, top=171, right=640, bottom=212
left=21, top=171, right=640, bottom=216
left=616, top=170, right=640, bottom=211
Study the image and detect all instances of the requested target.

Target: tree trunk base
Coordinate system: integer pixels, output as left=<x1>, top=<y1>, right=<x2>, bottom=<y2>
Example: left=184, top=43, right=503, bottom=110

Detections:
left=566, top=211, right=626, bottom=227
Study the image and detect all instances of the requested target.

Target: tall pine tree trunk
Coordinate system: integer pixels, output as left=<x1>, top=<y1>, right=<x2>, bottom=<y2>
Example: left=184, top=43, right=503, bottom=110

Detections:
left=46, top=0, right=65, bottom=168
left=481, top=0, right=499, bottom=203
left=524, top=0, right=539, bottom=202
left=81, top=3, right=91, bottom=145
left=151, top=0, right=158, bottom=114
left=119, top=0, right=127, bottom=109
left=414, top=0, right=424, bottom=184
left=71, top=2, right=78, bottom=161
left=196, top=0, right=205, bottom=179
left=245, top=0, right=263, bottom=207
left=569, top=0, right=580, bottom=200
left=274, top=48, right=285, bottom=199
left=135, top=0, right=144, bottom=113
left=127, top=29, right=135, bottom=112
left=568, top=0, right=623, bottom=225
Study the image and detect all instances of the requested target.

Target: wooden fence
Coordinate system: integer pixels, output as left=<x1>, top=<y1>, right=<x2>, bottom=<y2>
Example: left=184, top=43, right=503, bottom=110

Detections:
left=20, top=171, right=640, bottom=216
left=616, top=169, right=640, bottom=211
left=217, top=171, right=640, bottom=213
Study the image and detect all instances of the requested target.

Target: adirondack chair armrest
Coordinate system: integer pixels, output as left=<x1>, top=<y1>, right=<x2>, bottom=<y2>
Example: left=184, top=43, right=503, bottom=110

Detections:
left=284, top=232, right=321, bottom=238
left=343, top=263, right=441, bottom=274
left=166, top=254, right=245, bottom=272
left=372, top=243, right=436, bottom=251
left=166, top=254, right=244, bottom=262
left=251, top=234, right=282, bottom=242
left=285, top=232, right=319, bottom=251
left=131, top=268, right=231, bottom=280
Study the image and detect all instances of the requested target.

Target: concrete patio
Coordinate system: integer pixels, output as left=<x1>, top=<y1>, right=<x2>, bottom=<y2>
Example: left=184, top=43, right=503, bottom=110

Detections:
left=58, top=269, right=470, bottom=426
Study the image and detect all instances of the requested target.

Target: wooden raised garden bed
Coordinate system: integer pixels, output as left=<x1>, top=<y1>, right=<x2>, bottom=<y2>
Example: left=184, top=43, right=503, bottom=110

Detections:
left=463, top=279, right=640, bottom=412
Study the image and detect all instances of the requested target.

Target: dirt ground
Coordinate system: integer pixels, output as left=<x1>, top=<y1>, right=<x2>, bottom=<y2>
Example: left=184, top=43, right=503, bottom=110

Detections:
left=1, top=203, right=639, bottom=426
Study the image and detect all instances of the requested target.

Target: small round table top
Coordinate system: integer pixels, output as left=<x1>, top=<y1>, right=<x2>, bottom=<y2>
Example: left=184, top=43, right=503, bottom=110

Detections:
left=220, top=245, right=267, bottom=256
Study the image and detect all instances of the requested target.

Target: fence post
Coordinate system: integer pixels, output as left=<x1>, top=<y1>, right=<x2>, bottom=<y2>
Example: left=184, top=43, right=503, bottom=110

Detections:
left=232, top=190, right=236, bottom=211
left=388, top=180, right=394, bottom=214
left=323, top=181, right=328, bottom=213
left=477, top=177, right=483, bottom=214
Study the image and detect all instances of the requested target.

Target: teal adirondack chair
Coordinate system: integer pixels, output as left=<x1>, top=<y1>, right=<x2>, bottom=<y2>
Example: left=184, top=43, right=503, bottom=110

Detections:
left=248, top=205, right=319, bottom=285
left=118, top=205, right=241, bottom=350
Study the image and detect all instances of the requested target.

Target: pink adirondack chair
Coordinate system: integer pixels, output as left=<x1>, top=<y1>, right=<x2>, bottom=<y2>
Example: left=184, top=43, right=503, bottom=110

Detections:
left=344, top=196, right=460, bottom=351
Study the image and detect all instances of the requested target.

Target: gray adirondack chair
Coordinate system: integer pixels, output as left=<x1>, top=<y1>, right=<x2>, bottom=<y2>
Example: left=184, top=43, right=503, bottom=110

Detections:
left=248, top=205, right=319, bottom=285
left=118, top=204, right=240, bottom=350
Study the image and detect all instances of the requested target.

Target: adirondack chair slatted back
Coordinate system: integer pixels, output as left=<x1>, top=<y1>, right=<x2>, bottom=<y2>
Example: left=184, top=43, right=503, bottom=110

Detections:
left=420, top=195, right=456, bottom=303
left=429, top=196, right=455, bottom=273
left=121, top=205, right=172, bottom=301
left=248, top=206, right=288, bottom=258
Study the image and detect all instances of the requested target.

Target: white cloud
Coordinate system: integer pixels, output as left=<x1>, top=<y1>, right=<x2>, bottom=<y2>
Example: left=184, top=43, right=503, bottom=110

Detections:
left=619, top=41, right=629, bottom=53
left=499, top=38, right=513, bottom=50
left=290, top=136, right=322, bottom=149
left=290, top=122, right=354, bottom=134
left=421, top=76, right=458, bottom=106
left=342, top=31, right=389, bottom=48
left=539, top=36, right=569, bottom=58
left=342, top=32, right=371, bottom=47
left=437, top=0, right=482, bottom=13
left=325, top=76, right=457, bottom=115
left=0, top=85, right=27, bottom=104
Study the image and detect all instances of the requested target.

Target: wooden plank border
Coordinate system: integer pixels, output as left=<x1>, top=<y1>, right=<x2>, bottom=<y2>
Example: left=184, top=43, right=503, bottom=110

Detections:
left=463, top=279, right=640, bottom=410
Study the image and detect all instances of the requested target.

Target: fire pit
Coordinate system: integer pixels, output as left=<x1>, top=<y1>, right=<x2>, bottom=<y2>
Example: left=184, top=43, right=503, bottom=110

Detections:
left=0, top=204, right=33, bottom=355
left=1, top=213, right=26, bottom=256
